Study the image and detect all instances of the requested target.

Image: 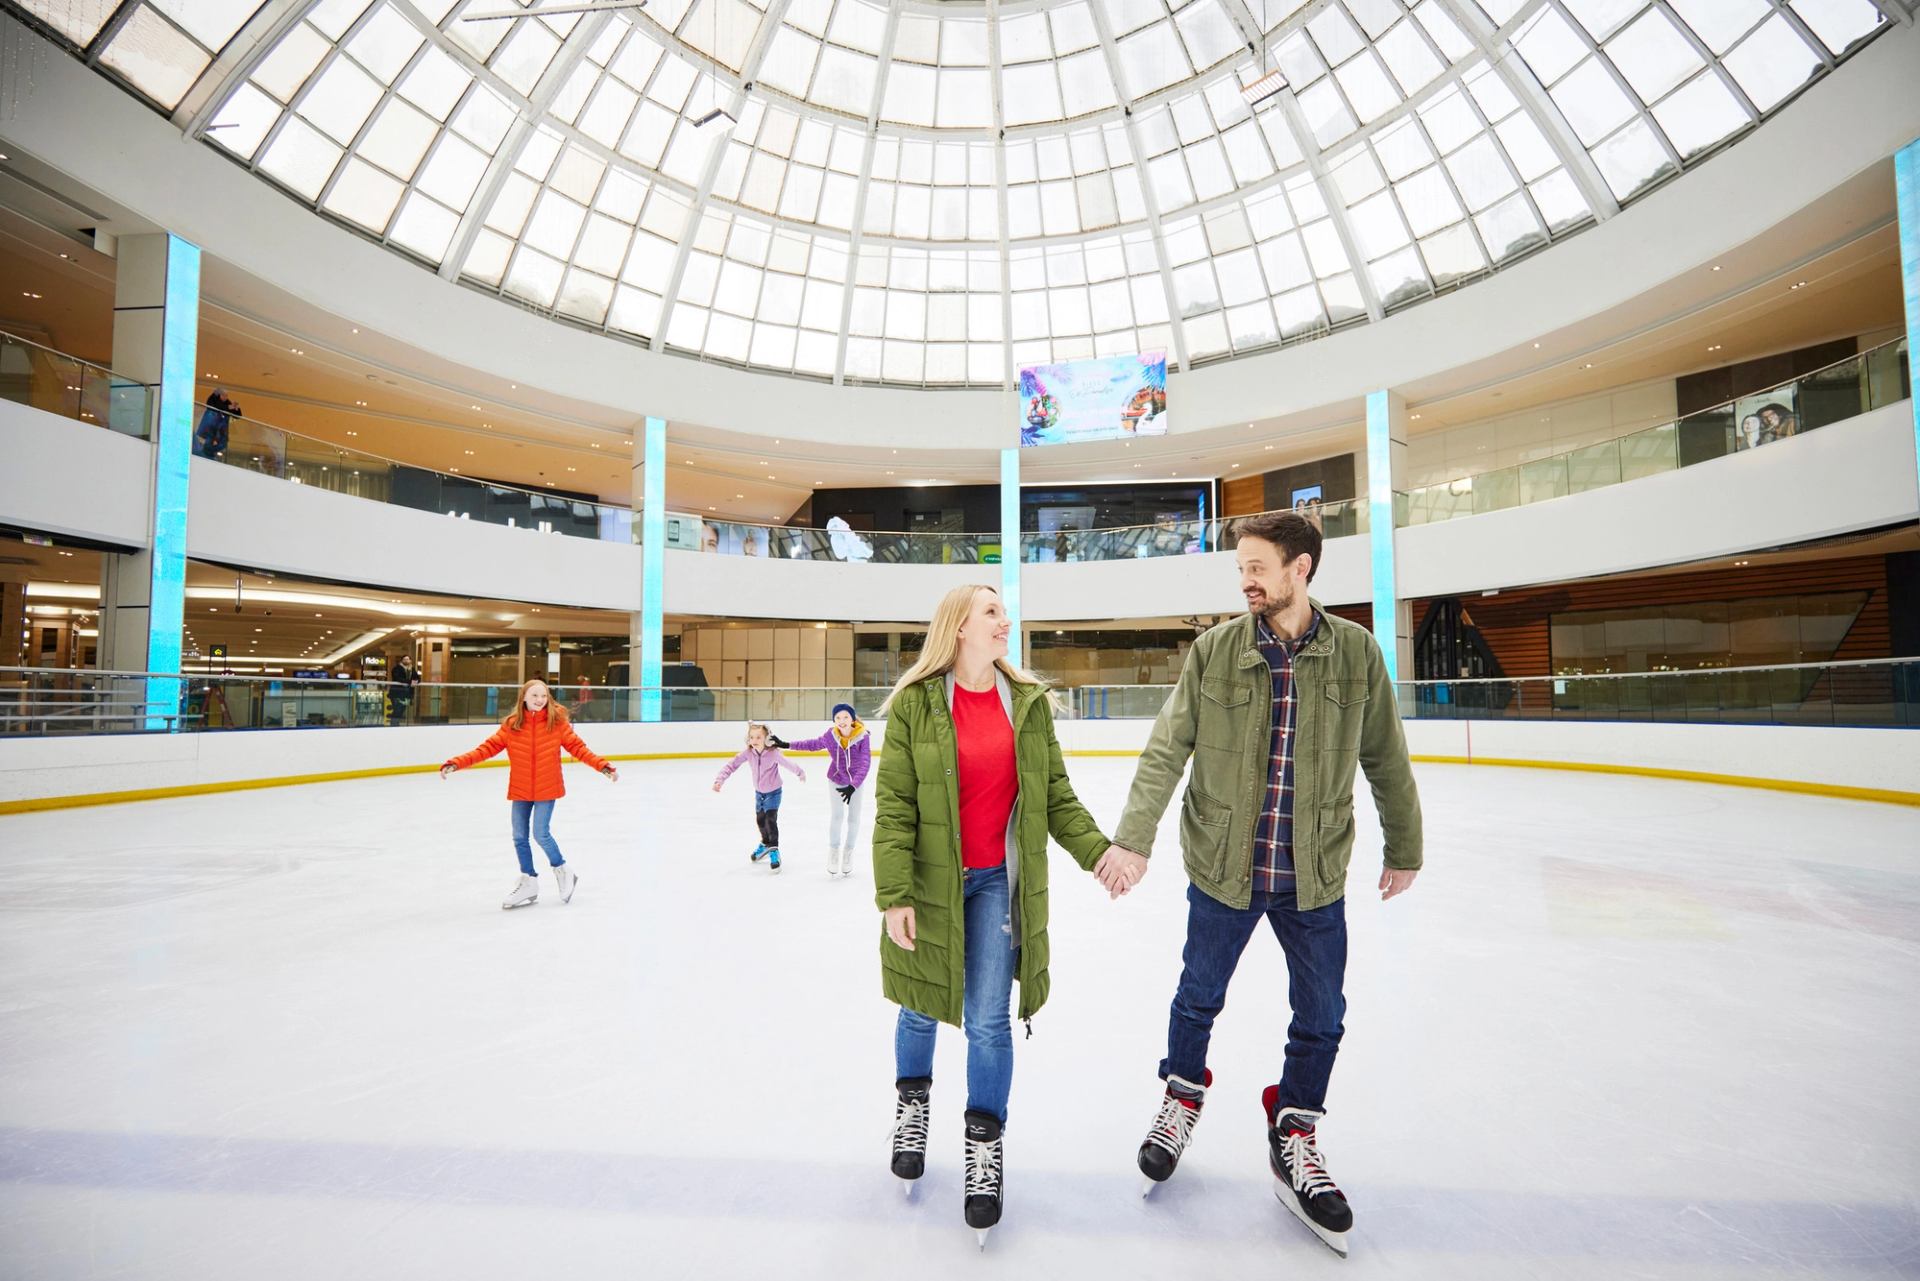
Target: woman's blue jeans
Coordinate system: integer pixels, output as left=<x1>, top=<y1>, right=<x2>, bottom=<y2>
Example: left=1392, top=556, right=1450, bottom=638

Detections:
left=894, top=863, right=1017, bottom=1122
left=510, top=800, right=564, bottom=876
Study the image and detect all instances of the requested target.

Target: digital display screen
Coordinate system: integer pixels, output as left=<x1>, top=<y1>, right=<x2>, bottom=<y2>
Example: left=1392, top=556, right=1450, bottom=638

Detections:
left=1018, top=350, right=1167, bottom=447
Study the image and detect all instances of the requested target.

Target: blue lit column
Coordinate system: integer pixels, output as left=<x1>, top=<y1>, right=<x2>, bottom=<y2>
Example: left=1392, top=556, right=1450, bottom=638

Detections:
left=1897, top=138, right=1920, bottom=496
left=1365, top=389, right=1411, bottom=689
left=99, top=233, right=198, bottom=730
left=1000, top=447, right=1021, bottom=664
left=638, top=416, right=666, bottom=721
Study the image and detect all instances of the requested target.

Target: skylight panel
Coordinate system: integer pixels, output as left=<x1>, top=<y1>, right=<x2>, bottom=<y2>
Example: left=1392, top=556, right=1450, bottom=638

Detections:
left=1605, top=7, right=1703, bottom=105
left=149, top=0, right=267, bottom=52
left=1650, top=69, right=1747, bottom=157
left=398, top=42, right=471, bottom=118
left=100, top=6, right=209, bottom=108
left=13, top=0, right=117, bottom=46
left=1589, top=114, right=1674, bottom=198
left=1665, top=0, right=1767, bottom=55
left=1720, top=13, right=1820, bottom=111
left=207, top=83, right=280, bottom=159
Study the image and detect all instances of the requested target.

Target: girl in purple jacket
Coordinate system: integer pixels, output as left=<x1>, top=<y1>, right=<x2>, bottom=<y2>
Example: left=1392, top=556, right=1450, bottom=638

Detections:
left=777, top=703, right=872, bottom=879
left=714, top=722, right=806, bottom=872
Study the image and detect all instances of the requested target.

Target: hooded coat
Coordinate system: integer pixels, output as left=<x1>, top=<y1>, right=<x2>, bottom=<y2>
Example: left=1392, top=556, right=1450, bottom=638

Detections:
left=873, top=672, right=1110, bottom=1026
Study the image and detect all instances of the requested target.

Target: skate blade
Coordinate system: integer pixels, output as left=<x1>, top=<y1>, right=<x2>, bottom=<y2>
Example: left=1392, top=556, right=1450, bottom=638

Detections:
left=502, top=898, right=537, bottom=910
left=1273, top=1180, right=1349, bottom=1257
left=1140, top=1176, right=1158, bottom=1198
left=975, top=1229, right=991, bottom=1251
left=899, top=1179, right=917, bottom=1200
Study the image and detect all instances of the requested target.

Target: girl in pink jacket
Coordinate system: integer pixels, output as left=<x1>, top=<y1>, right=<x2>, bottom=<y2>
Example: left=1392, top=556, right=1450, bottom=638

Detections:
left=713, top=721, right=806, bottom=872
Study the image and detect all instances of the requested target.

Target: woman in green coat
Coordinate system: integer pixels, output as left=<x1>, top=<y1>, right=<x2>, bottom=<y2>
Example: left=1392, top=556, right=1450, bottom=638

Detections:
left=874, top=582, right=1143, bottom=1243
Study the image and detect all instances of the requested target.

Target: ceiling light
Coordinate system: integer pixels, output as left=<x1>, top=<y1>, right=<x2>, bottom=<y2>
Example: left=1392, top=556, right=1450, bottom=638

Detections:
left=1231, top=463, right=1240, bottom=468
left=1711, top=265, right=1722, bottom=272
left=1410, top=413, right=1422, bottom=420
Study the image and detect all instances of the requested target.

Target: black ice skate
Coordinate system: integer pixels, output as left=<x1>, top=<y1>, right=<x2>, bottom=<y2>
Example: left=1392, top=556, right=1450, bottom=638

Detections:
left=890, top=1077, right=931, bottom=1194
left=1263, top=1086, right=1352, bottom=1257
left=1137, top=1069, right=1210, bottom=1195
left=962, top=1109, right=1004, bottom=1248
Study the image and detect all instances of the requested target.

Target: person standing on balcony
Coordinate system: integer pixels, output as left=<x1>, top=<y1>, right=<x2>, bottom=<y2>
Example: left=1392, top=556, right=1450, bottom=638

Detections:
left=872, top=582, right=1144, bottom=1244
left=440, top=678, right=618, bottom=910
left=1106, top=510, right=1423, bottom=1257
left=391, top=655, right=418, bottom=724
left=193, top=389, right=239, bottom=460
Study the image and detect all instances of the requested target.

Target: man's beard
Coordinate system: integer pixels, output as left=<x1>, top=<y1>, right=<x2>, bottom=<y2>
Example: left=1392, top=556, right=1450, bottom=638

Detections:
left=1247, top=581, right=1295, bottom=618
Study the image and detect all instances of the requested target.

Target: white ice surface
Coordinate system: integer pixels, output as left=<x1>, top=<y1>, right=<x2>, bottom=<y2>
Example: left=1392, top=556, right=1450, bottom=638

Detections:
left=1, top=759, right=1917, bottom=1280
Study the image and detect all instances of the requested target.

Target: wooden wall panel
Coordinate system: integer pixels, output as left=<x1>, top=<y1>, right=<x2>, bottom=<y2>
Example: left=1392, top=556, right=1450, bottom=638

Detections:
left=1415, top=555, right=1893, bottom=677
left=1222, top=475, right=1266, bottom=517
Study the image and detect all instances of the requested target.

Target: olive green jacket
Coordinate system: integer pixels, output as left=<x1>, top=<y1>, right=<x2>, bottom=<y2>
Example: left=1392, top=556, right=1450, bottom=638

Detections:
left=1113, top=602, right=1423, bottom=911
left=873, top=672, right=1112, bottom=1026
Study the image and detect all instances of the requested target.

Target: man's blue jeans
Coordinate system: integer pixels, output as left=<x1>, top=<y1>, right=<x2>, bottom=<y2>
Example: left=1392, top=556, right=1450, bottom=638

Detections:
left=510, top=800, right=565, bottom=876
left=1160, top=882, right=1347, bottom=1113
left=895, top=863, right=1017, bottom=1122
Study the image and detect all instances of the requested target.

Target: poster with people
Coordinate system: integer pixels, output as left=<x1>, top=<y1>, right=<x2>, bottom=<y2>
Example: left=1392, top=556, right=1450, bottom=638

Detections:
left=1734, top=387, right=1799, bottom=451
left=1018, top=351, right=1168, bottom=447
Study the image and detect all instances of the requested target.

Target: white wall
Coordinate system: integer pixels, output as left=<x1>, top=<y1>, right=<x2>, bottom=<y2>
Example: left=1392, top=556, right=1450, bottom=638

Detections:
left=1401, top=719, right=1920, bottom=797
left=1396, top=401, right=1920, bottom=601
left=3, top=717, right=1912, bottom=809
left=186, top=458, right=647, bottom=611
left=2, top=13, right=1916, bottom=449
left=0, top=400, right=152, bottom=549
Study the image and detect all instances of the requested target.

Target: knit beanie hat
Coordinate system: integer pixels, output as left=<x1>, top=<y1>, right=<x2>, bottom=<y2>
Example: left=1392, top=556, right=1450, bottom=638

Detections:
left=831, top=702, right=858, bottom=721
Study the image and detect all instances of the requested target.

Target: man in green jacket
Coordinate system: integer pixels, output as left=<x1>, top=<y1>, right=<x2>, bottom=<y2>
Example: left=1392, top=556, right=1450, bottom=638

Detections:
left=1107, top=510, right=1423, bottom=1256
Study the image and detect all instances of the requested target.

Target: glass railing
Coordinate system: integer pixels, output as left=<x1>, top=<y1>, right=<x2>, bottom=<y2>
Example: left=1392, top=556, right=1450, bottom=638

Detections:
left=1047, top=658, right=1920, bottom=728
left=0, top=328, right=151, bottom=437
left=1395, top=658, right=1919, bottom=727
left=6, top=662, right=1915, bottom=735
left=1397, top=337, right=1912, bottom=526
left=682, top=501, right=1369, bottom=569
left=203, top=409, right=639, bottom=544
left=1023, top=499, right=1367, bottom=563
left=692, top=520, right=994, bottom=564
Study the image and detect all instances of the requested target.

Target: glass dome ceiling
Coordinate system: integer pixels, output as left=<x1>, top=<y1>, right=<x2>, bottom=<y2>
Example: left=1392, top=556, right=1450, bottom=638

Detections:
left=9, top=0, right=1898, bottom=387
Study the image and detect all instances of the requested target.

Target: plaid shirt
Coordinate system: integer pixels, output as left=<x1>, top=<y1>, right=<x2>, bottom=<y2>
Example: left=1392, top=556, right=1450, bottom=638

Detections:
left=1251, top=611, right=1319, bottom=894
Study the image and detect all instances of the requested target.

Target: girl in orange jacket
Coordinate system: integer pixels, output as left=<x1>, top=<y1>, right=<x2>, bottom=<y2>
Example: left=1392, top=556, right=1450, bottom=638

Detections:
left=441, top=678, right=618, bottom=910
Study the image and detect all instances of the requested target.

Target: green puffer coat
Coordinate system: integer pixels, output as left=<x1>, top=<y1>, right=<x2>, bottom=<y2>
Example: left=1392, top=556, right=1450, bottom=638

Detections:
left=873, top=672, right=1112, bottom=1026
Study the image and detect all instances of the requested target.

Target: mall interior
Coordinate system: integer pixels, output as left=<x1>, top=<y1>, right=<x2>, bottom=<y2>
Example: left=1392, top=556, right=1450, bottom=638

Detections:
left=0, top=1, right=1917, bottom=1278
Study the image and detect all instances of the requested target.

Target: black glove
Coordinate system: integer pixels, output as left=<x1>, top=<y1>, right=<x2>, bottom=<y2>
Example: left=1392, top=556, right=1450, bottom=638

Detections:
left=837, top=785, right=855, bottom=803
left=767, top=733, right=790, bottom=749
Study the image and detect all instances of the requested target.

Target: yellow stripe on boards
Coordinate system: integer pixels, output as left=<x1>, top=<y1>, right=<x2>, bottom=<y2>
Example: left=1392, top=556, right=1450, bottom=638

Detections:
left=1405, top=754, right=1920, bottom=807
left=3, top=747, right=1914, bottom=815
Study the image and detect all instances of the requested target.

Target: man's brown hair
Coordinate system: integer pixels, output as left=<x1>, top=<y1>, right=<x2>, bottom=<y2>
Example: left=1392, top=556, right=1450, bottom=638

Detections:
left=1233, top=511, right=1322, bottom=584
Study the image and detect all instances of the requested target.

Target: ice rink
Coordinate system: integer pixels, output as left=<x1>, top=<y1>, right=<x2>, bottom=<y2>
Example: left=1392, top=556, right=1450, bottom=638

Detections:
left=2, top=757, right=1917, bottom=1280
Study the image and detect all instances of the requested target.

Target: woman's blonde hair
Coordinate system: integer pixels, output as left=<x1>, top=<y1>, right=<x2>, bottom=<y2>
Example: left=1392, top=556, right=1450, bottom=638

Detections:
left=878, top=584, right=1045, bottom=716
left=503, top=679, right=571, bottom=731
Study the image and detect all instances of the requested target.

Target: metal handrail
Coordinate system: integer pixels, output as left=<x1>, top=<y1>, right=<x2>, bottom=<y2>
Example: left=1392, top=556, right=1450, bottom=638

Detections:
left=1400, top=335, right=1909, bottom=496
left=1388, top=657, right=1908, bottom=685
left=208, top=406, right=634, bottom=514
left=0, top=326, right=141, bottom=386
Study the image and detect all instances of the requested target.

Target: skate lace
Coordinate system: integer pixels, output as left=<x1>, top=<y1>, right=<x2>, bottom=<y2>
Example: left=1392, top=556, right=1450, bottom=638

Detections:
left=1282, top=1129, right=1339, bottom=1199
left=891, top=1097, right=929, bottom=1154
left=1143, top=1093, right=1200, bottom=1157
left=963, top=1135, right=1003, bottom=1198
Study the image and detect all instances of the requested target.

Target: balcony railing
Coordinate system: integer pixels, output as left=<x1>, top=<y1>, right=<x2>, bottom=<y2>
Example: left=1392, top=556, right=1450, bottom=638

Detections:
left=689, top=499, right=1368, bottom=568
left=6, top=660, right=1913, bottom=737
left=201, top=409, right=640, bottom=544
left=0, top=329, right=151, bottom=437
left=1397, top=336, right=1911, bottom=525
